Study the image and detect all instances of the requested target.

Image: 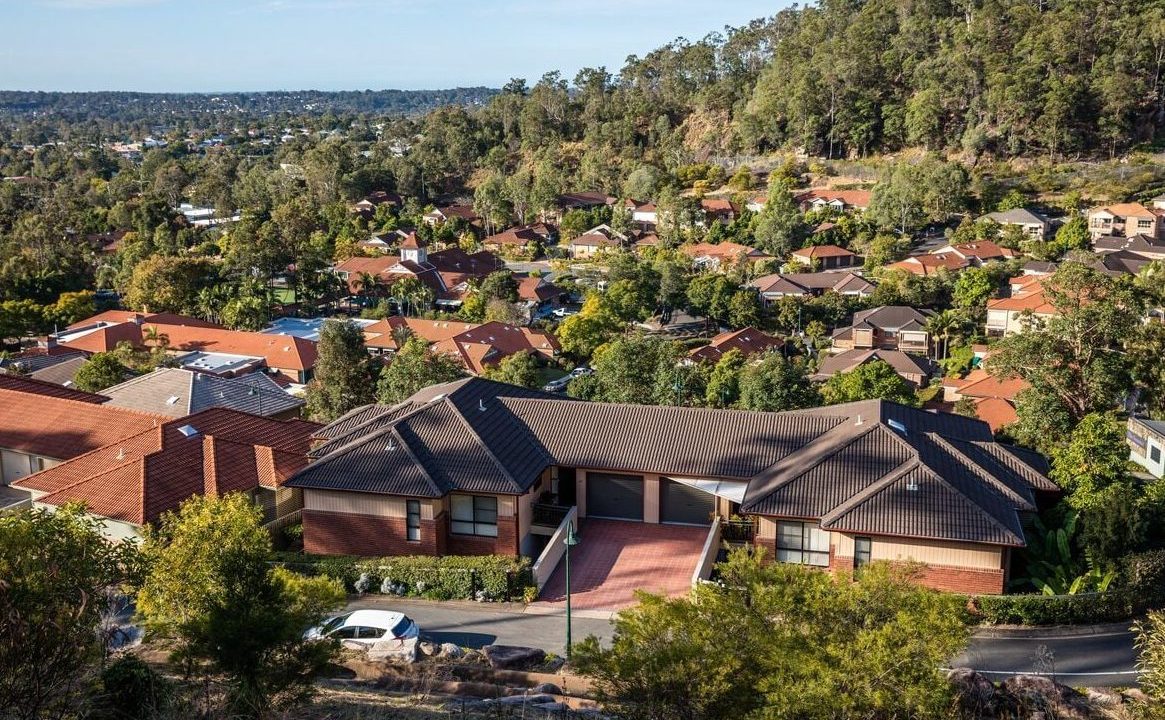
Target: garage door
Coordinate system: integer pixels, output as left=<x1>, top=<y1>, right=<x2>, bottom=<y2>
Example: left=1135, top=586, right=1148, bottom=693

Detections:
left=660, top=478, right=714, bottom=525
left=586, top=473, right=644, bottom=520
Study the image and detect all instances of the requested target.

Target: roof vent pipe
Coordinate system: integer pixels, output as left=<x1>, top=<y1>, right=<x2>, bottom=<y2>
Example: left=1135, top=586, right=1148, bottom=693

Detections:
left=855, top=414, right=863, bottom=425
left=479, top=399, right=487, bottom=412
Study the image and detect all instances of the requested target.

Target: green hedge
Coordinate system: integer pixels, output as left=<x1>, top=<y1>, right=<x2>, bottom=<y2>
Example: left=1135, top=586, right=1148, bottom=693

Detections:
left=271, top=552, right=534, bottom=602
left=972, top=589, right=1137, bottom=626
left=971, top=551, right=1165, bottom=626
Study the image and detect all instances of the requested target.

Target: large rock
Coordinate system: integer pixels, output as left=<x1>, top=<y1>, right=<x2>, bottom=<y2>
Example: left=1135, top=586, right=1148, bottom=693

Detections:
left=495, top=693, right=555, bottom=705
left=438, top=642, right=464, bottom=659
left=947, top=667, right=998, bottom=715
left=533, top=682, right=563, bottom=695
left=346, top=636, right=418, bottom=664
left=999, top=675, right=1092, bottom=720
left=482, top=644, right=546, bottom=670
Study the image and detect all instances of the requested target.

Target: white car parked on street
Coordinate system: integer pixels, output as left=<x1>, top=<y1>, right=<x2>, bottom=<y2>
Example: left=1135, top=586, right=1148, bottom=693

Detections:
left=307, top=609, right=420, bottom=646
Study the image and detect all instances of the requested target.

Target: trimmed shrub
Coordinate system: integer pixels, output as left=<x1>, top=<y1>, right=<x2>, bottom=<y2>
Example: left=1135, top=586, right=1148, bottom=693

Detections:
left=271, top=552, right=534, bottom=602
left=972, top=590, right=1136, bottom=626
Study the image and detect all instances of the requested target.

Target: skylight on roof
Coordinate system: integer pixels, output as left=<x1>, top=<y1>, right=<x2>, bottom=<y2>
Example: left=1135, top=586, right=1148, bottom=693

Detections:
left=888, top=419, right=908, bottom=434
left=177, top=424, right=199, bottom=438
left=166, top=395, right=180, bottom=405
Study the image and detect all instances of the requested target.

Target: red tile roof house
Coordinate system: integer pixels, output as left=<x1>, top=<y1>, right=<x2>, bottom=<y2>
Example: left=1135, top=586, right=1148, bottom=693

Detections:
left=942, top=366, right=1029, bottom=432
left=790, top=244, right=859, bottom=270
left=886, top=254, right=970, bottom=277
left=286, top=377, right=1058, bottom=595
left=0, top=385, right=165, bottom=489
left=362, top=318, right=559, bottom=374
left=795, top=189, right=872, bottom=213
left=688, top=327, right=783, bottom=364
left=699, top=198, right=741, bottom=225
left=928, top=240, right=1020, bottom=266
left=750, top=272, right=875, bottom=306
left=13, top=408, right=321, bottom=541
left=332, top=240, right=507, bottom=309
left=422, top=204, right=480, bottom=227
left=568, top=225, right=627, bottom=259
left=681, top=242, right=771, bottom=271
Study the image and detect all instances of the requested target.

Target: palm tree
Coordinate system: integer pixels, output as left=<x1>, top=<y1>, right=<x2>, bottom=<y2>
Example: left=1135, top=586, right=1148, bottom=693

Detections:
left=925, top=309, right=961, bottom=361
left=353, top=272, right=384, bottom=303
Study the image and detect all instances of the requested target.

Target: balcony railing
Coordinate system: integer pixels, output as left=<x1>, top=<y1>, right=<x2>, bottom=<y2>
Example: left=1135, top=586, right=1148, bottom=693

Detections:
left=721, top=519, right=757, bottom=544
left=532, top=502, right=572, bottom=528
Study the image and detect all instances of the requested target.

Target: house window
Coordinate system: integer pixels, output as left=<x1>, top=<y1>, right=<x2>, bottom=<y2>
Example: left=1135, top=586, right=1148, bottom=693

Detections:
left=1152, top=446, right=1162, bottom=464
left=450, top=495, right=498, bottom=537
left=854, top=537, right=872, bottom=568
left=406, top=500, right=421, bottom=542
left=1139, top=219, right=1154, bottom=230
left=776, top=521, right=830, bottom=567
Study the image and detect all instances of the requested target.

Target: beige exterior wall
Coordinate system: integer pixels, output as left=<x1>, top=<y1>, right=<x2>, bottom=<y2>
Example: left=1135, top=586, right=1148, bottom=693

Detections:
left=756, top=516, right=777, bottom=540
left=1, top=449, right=62, bottom=486
left=858, top=535, right=1003, bottom=570
left=643, top=474, right=660, bottom=524
left=304, top=489, right=439, bottom=521
left=33, top=501, right=142, bottom=542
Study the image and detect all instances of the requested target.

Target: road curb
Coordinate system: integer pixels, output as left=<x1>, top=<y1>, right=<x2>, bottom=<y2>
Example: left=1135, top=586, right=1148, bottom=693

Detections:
left=972, top=621, right=1135, bottom=639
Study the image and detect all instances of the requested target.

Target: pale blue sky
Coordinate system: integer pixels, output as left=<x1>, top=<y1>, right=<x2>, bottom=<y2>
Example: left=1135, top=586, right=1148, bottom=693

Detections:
left=0, top=0, right=782, bottom=92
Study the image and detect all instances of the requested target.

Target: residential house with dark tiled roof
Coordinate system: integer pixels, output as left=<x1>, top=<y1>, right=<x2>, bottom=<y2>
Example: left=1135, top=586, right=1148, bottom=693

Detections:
left=831, top=306, right=934, bottom=355
left=13, top=408, right=320, bottom=541
left=810, top=349, right=934, bottom=387
left=750, top=272, right=875, bottom=305
left=422, top=204, right=480, bottom=227
left=287, top=378, right=1057, bottom=594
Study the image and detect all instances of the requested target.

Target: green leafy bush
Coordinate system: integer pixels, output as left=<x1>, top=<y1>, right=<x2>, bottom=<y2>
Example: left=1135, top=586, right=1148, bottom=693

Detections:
left=271, top=552, right=534, bottom=602
left=973, top=590, right=1136, bottom=625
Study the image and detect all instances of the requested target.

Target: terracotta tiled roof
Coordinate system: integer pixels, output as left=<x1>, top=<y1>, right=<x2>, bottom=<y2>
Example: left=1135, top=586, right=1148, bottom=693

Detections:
left=364, top=318, right=558, bottom=374
left=1094, top=202, right=1155, bottom=218
left=941, top=241, right=1018, bottom=261
left=682, top=242, right=769, bottom=261
left=887, top=254, right=968, bottom=276
left=142, top=322, right=319, bottom=371
left=689, top=327, right=782, bottom=363
left=484, top=227, right=541, bottom=247
left=516, top=276, right=561, bottom=302
left=0, top=388, right=164, bottom=459
left=15, top=408, right=320, bottom=525
left=792, top=244, right=856, bottom=259
left=59, top=322, right=143, bottom=353
left=986, top=278, right=1055, bottom=314
left=797, top=189, right=872, bottom=209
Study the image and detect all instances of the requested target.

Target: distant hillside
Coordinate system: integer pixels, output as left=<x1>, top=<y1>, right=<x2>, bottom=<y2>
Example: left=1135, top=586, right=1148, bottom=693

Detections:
left=0, top=88, right=499, bottom=120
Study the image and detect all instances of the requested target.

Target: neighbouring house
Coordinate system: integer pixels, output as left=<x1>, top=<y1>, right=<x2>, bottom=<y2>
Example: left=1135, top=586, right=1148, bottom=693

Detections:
left=810, top=349, right=934, bottom=388
left=1022, top=260, right=1057, bottom=276
left=357, top=228, right=414, bottom=254
left=682, top=242, right=771, bottom=271
left=985, top=275, right=1055, bottom=337
left=700, top=198, right=741, bottom=225
left=333, top=240, right=507, bottom=308
left=0, top=373, right=109, bottom=404
left=750, top=272, right=876, bottom=305
left=629, top=200, right=658, bottom=227
left=981, top=208, right=1050, bottom=240
left=0, top=350, right=89, bottom=387
left=886, top=254, right=970, bottom=277
left=1088, top=249, right=1154, bottom=277
left=929, top=240, right=1020, bottom=266
left=632, top=232, right=662, bottom=252
left=351, top=191, right=402, bottom=220
left=1128, top=417, right=1165, bottom=479
left=286, top=377, right=1057, bottom=595
left=795, top=189, right=872, bottom=213
left=0, top=385, right=164, bottom=488
left=688, top=327, right=783, bottom=364
left=790, top=245, right=859, bottom=270
left=942, top=365, right=1028, bottom=432
left=101, top=368, right=304, bottom=419
left=831, top=306, right=934, bottom=355
left=1092, top=233, right=1165, bottom=261
left=13, top=408, right=320, bottom=541
left=516, top=275, right=564, bottom=309
left=558, top=191, right=617, bottom=213
left=422, top=205, right=480, bottom=227
left=362, top=317, right=558, bottom=374
left=482, top=226, right=544, bottom=255
left=1088, top=203, right=1160, bottom=240
left=568, top=225, right=627, bottom=259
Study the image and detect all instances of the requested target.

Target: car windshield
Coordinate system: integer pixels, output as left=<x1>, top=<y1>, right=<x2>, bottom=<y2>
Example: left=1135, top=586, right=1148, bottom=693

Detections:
left=389, top=616, right=414, bottom=637
left=319, top=613, right=350, bottom=634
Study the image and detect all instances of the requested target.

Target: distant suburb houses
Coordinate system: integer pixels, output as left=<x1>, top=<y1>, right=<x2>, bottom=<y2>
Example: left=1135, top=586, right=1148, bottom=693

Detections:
left=286, top=377, right=1057, bottom=595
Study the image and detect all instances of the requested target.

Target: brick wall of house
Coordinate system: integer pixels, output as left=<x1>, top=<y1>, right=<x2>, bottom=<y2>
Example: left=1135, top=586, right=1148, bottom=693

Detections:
left=755, top=537, right=1006, bottom=595
left=302, top=510, right=439, bottom=557
left=445, top=516, right=519, bottom=556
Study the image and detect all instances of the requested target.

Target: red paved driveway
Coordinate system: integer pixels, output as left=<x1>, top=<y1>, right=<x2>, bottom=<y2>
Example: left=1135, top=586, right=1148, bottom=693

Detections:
left=534, top=519, right=709, bottom=611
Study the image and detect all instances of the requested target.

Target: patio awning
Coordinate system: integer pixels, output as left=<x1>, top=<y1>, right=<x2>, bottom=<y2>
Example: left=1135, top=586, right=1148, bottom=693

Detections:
left=667, top=476, right=748, bottom=504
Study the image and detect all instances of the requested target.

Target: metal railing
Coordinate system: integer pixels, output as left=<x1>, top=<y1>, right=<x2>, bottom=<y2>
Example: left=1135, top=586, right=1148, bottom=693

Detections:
left=720, top=518, right=757, bottom=544
left=531, top=502, right=572, bottom=527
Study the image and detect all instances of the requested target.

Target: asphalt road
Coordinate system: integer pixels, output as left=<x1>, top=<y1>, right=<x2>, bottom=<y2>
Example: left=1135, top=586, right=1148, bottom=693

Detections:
left=347, top=597, right=1140, bottom=686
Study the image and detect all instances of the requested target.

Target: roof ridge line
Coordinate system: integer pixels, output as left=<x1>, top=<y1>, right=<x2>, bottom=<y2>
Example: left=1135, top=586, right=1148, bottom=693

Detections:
left=818, top=458, right=920, bottom=526
left=445, top=396, right=522, bottom=493
left=10, top=425, right=162, bottom=490
left=915, top=460, right=1024, bottom=547
left=387, top=426, right=443, bottom=497
left=927, top=433, right=1033, bottom=510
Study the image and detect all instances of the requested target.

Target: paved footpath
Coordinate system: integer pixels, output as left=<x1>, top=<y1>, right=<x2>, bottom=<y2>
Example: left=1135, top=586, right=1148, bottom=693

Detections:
left=349, top=596, right=1140, bottom=685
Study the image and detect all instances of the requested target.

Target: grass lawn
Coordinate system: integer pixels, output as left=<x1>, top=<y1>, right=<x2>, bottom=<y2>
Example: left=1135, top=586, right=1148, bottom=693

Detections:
left=538, top=367, right=568, bottom=385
